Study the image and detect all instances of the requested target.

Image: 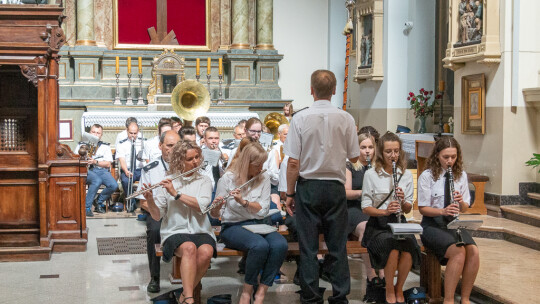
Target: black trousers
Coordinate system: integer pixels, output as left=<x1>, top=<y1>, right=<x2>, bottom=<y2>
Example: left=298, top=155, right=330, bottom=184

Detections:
left=146, top=215, right=161, bottom=278
left=296, top=178, right=350, bottom=304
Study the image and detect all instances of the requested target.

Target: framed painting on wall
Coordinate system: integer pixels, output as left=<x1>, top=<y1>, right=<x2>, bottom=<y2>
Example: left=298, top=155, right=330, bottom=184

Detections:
left=461, top=74, right=485, bottom=134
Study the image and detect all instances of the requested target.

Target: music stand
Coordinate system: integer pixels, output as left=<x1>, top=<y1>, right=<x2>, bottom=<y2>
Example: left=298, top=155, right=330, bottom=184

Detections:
left=388, top=223, right=423, bottom=235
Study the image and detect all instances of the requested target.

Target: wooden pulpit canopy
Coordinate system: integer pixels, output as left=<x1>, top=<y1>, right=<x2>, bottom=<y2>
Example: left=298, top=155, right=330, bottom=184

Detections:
left=0, top=5, right=88, bottom=262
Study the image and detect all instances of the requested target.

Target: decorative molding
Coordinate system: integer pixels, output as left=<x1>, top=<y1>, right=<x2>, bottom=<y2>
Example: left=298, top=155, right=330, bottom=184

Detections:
left=523, top=88, right=540, bottom=112
left=20, top=65, right=38, bottom=87
left=353, top=0, right=383, bottom=82
left=56, top=144, right=74, bottom=159
left=443, top=0, right=500, bottom=71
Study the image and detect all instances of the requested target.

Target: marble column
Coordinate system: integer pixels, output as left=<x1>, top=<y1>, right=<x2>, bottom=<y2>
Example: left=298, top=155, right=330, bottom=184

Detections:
left=256, top=0, right=274, bottom=50
left=76, top=0, right=96, bottom=46
left=231, top=0, right=250, bottom=49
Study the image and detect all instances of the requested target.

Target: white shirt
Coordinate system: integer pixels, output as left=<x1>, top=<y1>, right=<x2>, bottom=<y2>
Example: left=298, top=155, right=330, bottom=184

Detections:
left=278, top=154, right=289, bottom=193
left=154, top=173, right=216, bottom=244
left=283, top=100, right=360, bottom=184
left=115, top=137, right=145, bottom=170
left=74, top=141, right=113, bottom=163
left=137, top=156, right=168, bottom=200
left=272, top=140, right=284, bottom=163
left=417, top=169, right=471, bottom=209
left=216, top=171, right=271, bottom=223
left=196, top=133, right=202, bottom=146
left=115, top=130, right=142, bottom=148
left=361, top=168, right=414, bottom=210
left=143, top=136, right=161, bottom=162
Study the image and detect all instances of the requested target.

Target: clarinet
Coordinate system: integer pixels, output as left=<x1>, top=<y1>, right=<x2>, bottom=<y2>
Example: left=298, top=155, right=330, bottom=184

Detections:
left=392, top=161, right=402, bottom=224
left=366, top=154, right=372, bottom=170
left=447, top=167, right=465, bottom=246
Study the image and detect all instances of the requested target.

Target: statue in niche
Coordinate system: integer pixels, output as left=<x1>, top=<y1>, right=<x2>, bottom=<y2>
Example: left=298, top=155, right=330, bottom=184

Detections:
left=456, top=0, right=483, bottom=46
left=360, top=14, right=373, bottom=68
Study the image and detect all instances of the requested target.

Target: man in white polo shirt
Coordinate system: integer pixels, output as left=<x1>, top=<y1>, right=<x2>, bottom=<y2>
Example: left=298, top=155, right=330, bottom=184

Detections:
left=284, top=69, right=360, bottom=304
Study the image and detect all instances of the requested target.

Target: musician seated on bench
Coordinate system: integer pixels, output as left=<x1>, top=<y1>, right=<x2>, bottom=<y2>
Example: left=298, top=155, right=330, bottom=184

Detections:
left=116, top=122, right=145, bottom=212
left=75, top=124, right=117, bottom=217
left=417, top=137, right=479, bottom=304
left=361, top=132, right=421, bottom=304
left=211, top=142, right=287, bottom=304
left=143, top=140, right=217, bottom=304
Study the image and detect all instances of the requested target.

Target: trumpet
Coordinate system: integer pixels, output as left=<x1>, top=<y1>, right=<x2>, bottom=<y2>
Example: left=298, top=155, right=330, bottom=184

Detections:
left=125, top=161, right=207, bottom=200
left=202, top=169, right=267, bottom=214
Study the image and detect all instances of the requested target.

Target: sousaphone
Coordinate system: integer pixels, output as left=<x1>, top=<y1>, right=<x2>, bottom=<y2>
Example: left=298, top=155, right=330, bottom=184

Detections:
left=264, top=112, right=289, bottom=140
left=171, top=79, right=210, bottom=122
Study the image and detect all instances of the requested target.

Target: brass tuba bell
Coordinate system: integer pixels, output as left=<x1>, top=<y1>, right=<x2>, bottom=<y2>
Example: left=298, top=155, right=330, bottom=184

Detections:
left=264, top=112, right=289, bottom=141
left=171, top=79, right=210, bottom=122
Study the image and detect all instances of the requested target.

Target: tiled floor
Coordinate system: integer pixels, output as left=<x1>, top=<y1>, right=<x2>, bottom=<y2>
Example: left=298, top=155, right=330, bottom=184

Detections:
left=0, top=217, right=422, bottom=304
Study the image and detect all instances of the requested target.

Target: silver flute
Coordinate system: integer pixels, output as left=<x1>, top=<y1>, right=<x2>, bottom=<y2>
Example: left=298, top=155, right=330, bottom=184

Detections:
left=125, top=162, right=206, bottom=200
left=202, top=169, right=267, bottom=214
left=392, top=161, right=402, bottom=224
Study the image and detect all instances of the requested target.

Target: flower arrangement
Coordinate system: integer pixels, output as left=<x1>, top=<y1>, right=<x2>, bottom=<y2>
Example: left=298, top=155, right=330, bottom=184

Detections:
left=407, top=88, right=440, bottom=118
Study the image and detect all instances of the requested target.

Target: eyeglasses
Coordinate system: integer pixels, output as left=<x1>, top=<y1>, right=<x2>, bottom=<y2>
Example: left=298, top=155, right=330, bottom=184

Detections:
left=248, top=129, right=262, bottom=134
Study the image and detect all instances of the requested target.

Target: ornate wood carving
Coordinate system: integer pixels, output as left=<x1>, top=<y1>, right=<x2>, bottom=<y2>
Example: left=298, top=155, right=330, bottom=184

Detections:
left=20, top=65, right=38, bottom=87
left=353, top=0, right=384, bottom=82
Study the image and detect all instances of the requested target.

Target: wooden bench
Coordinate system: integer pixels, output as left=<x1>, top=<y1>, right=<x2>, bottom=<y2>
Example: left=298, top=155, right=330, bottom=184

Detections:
left=528, top=192, right=540, bottom=201
left=155, top=241, right=442, bottom=304
left=465, top=173, right=489, bottom=215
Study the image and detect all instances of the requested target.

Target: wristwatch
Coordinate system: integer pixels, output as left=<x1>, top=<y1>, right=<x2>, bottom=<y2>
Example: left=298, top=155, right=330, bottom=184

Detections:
left=174, top=193, right=182, bottom=201
left=286, top=193, right=295, bottom=198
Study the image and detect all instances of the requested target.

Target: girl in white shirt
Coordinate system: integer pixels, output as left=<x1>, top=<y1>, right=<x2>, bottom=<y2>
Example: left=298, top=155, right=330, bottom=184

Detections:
left=361, top=132, right=420, bottom=304
left=417, top=136, right=479, bottom=304
left=211, top=142, right=287, bottom=304
left=143, top=141, right=215, bottom=304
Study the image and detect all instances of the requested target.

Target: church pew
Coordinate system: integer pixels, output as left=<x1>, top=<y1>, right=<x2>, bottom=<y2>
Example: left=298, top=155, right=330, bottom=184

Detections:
left=155, top=241, right=441, bottom=304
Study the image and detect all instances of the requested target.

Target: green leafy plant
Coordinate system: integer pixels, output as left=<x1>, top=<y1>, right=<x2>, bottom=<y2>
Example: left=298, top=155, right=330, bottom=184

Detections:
left=407, top=88, right=440, bottom=118
left=525, top=153, right=540, bottom=173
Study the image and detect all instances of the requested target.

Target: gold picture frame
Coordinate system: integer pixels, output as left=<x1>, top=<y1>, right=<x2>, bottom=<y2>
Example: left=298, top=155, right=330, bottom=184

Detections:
left=112, top=0, right=211, bottom=51
left=461, top=74, right=486, bottom=134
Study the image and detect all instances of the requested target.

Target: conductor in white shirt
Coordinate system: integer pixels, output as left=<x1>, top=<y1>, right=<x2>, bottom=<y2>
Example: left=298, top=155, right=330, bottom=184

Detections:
left=284, top=70, right=360, bottom=304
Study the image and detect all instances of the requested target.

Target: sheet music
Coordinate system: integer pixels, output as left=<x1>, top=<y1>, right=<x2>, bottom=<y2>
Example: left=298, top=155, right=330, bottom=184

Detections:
left=259, top=132, right=273, bottom=150
left=242, top=224, right=278, bottom=235
left=388, top=223, right=423, bottom=235
left=82, top=132, right=99, bottom=145
left=202, top=149, right=221, bottom=167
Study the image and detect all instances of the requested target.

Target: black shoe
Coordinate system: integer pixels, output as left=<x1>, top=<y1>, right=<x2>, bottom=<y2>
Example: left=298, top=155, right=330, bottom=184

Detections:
left=86, top=209, right=94, bottom=217
left=95, top=205, right=105, bottom=214
left=293, top=269, right=300, bottom=285
left=147, top=276, right=160, bottom=293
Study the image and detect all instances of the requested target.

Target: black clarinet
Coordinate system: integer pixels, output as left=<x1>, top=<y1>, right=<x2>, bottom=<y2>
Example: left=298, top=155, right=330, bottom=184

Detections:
left=447, top=167, right=465, bottom=246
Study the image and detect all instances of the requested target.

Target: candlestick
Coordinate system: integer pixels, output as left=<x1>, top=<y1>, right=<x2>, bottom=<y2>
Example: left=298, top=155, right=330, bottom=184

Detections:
left=115, top=56, right=119, bottom=74
left=218, top=58, right=223, bottom=76
left=127, top=57, right=131, bottom=74
left=439, top=80, right=445, bottom=92
left=113, top=73, right=121, bottom=105
left=207, top=57, right=211, bottom=75
left=137, top=73, right=144, bottom=105
left=126, top=73, right=133, bottom=105
left=438, top=90, right=444, bottom=136
left=207, top=74, right=212, bottom=102
left=196, top=58, right=200, bottom=76
left=138, top=57, right=142, bottom=74
left=218, top=74, right=224, bottom=105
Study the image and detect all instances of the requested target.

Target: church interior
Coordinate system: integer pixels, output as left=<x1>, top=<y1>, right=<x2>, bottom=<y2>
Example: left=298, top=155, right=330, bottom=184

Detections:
left=0, top=0, right=539, bottom=303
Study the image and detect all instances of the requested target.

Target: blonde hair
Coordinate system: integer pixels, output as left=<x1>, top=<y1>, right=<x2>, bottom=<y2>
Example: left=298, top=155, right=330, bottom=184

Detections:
left=168, top=140, right=203, bottom=174
left=351, top=133, right=376, bottom=170
left=228, top=142, right=267, bottom=186
left=228, top=137, right=257, bottom=169
left=374, top=132, right=407, bottom=174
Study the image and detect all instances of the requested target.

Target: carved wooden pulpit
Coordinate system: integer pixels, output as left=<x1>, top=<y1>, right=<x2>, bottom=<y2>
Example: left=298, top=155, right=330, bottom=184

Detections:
left=0, top=4, right=88, bottom=261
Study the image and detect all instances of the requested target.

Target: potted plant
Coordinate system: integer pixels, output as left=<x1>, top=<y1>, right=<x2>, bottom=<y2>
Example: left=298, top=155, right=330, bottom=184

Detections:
left=407, top=88, right=440, bottom=133
left=525, top=153, right=540, bottom=173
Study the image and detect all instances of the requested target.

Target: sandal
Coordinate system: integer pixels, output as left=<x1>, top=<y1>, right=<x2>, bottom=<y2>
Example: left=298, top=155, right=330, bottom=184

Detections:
left=177, top=293, right=195, bottom=304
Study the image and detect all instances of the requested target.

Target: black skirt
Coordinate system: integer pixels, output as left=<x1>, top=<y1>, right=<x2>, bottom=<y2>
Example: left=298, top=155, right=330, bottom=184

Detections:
left=347, top=204, right=369, bottom=235
left=361, top=214, right=421, bottom=270
left=162, top=233, right=217, bottom=263
left=420, top=216, right=476, bottom=266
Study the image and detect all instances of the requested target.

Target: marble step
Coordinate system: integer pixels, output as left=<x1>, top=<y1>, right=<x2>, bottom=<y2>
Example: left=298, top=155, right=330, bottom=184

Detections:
left=500, top=205, right=540, bottom=228
left=410, top=211, right=540, bottom=251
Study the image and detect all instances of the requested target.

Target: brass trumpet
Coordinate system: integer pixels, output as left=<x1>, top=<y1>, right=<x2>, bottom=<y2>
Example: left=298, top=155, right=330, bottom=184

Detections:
left=125, top=162, right=207, bottom=200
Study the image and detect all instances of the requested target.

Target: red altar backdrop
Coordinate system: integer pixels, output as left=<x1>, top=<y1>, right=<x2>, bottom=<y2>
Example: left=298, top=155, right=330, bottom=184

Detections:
left=117, top=0, right=206, bottom=46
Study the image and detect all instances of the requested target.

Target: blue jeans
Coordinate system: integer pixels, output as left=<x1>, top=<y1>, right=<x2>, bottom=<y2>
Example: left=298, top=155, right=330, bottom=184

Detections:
left=220, top=220, right=287, bottom=286
left=269, top=201, right=284, bottom=225
left=121, top=168, right=141, bottom=207
left=86, top=167, right=118, bottom=210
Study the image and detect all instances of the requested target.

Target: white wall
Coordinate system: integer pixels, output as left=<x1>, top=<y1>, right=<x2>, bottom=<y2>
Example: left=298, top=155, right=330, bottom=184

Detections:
left=274, top=0, right=329, bottom=108
left=327, top=0, right=347, bottom=109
